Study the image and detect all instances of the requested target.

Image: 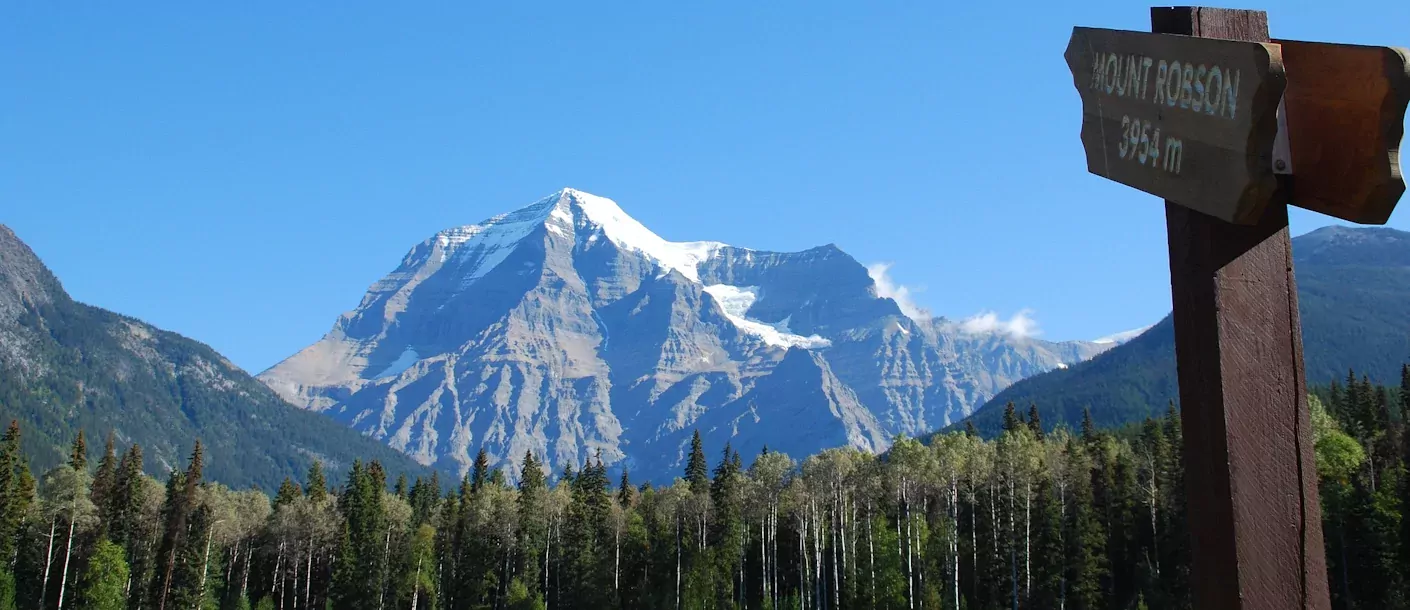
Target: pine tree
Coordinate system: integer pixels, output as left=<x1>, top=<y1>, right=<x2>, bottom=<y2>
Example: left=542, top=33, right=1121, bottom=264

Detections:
left=1082, top=408, right=1098, bottom=445
left=306, top=460, right=328, bottom=504
left=0, top=421, right=27, bottom=567
left=1066, top=438, right=1108, bottom=610
left=1028, top=403, right=1044, bottom=440
left=1003, top=402, right=1023, bottom=434
left=1401, top=365, right=1410, bottom=603
left=78, top=538, right=129, bottom=610
left=332, top=460, right=387, bottom=610
left=70, top=430, right=88, bottom=473
left=108, top=444, right=151, bottom=610
left=1031, top=469, right=1066, bottom=609
left=90, top=432, right=119, bottom=535
left=685, top=431, right=709, bottom=495
left=154, top=441, right=203, bottom=610
left=471, top=448, right=491, bottom=493
left=273, top=477, right=301, bottom=509
left=618, top=470, right=635, bottom=508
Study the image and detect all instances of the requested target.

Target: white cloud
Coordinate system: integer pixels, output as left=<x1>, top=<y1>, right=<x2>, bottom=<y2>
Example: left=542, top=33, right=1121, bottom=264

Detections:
left=958, top=309, right=1041, bottom=339
left=867, top=262, right=930, bottom=321
left=1093, top=324, right=1153, bottom=345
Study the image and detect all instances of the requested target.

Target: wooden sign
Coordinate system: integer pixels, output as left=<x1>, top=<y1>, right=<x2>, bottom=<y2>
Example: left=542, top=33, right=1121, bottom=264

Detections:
left=1064, top=27, right=1287, bottom=224
left=1277, top=40, right=1410, bottom=224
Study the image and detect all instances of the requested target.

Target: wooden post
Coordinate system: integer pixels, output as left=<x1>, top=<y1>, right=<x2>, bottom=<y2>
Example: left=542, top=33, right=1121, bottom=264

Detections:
left=1152, top=7, right=1331, bottom=610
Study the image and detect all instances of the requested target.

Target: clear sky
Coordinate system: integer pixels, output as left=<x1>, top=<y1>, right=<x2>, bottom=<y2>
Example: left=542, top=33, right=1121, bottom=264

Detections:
left=3, top=2, right=1407, bottom=374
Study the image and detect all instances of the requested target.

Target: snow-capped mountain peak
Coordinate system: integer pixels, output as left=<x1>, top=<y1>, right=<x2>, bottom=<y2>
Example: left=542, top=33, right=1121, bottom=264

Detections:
left=260, top=189, right=1110, bottom=482
left=560, top=188, right=726, bottom=282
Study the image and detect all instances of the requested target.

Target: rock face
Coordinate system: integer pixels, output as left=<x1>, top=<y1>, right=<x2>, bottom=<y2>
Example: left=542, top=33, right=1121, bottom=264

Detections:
left=260, top=189, right=1108, bottom=481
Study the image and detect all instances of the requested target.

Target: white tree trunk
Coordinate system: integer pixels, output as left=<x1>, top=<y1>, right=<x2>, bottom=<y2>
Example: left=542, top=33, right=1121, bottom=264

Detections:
left=410, top=557, right=422, bottom=610
left=57, top=513, right=77, bottom=610
left=39, top=518, right=56, bottom=608
left=196, top=521, right=216, bottom=610
left=303, top=537, right=313, bottom=610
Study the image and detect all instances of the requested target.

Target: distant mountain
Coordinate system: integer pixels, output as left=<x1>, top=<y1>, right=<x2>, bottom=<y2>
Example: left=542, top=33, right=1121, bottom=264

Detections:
left=260, top=188, right=1111, bottom=482
left=962, top=226, right=1410, bottom=435
left=0, top=225, right=430, bottom=492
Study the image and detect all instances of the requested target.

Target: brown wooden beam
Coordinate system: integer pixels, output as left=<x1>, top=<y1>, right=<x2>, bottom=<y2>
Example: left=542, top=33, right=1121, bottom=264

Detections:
left=1153, top=7, right=1331, bottom=610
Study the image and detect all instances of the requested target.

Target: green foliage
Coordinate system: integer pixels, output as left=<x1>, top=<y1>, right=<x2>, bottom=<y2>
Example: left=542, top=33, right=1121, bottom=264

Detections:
left=0, top=233, right=430, bottom=493
left=967, top=228, right=1410, bottom=436
left=0, top=360, right=1406, bottom=610
left=79, top=539, right=130, bottom=610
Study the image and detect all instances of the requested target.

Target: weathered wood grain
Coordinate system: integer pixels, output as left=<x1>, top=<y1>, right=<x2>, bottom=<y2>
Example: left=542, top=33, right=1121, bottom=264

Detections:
left=1064, top=26, right=1286, bottom=223
left=1153, top=6, right=1331, bottom=610
left=1277, top=40, right=1410, bottom=223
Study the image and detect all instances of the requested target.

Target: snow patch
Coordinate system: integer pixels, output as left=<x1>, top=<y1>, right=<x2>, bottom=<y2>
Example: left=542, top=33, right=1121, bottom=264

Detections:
left=565, top=188, right=726, bottom=283
left=703, top=284, right=831, bottom=349
left=436, top=197, right=558, bottom=292
left=1093, top=325, right=1153, bottom=345
left=372, top=347, right=419, bottom=379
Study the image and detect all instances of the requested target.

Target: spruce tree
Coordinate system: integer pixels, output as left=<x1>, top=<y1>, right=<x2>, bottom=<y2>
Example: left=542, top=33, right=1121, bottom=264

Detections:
left=1401, top=365, right=1410, bottom=601
left=685, top=431, right=709, bottom=495
left=154, top=441, right=203, bottom=610
left=1066, top=438, right=1108, bottom=610
left=1002, top=402, right=1022, bottom=434
left=1028, top=403, right=1044, bottom=440
left=70, top=430, right=88, bottom=473
left=306, top=460, right=328, bottom=504
left=471, top=448, right=491, bottom=493
left=273, top=477, right=301, bottom=508
left=1082, top=408, right=1098, bottom=445
left=0, top=421, right=25, bottom=567
left=90, top=432, right=119, bottom=531
left=618, top=469, right=635, bottom=508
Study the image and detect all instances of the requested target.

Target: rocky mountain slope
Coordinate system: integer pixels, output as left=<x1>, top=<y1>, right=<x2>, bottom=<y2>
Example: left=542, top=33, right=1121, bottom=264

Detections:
left=0, top=225, right=430, bottom=491
left=260, top=188, right=1109, bottom=481
left=962, top=225, right=1410, bottom=435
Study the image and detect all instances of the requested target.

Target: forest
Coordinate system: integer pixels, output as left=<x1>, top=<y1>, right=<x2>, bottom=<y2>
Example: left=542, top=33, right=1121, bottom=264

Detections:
left=0, top=368, right=1406, bottom=610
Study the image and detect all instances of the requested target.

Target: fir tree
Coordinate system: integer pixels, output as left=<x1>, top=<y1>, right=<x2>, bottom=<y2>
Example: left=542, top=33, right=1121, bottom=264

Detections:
left=273, top=477, right=301, bottom=509
left=685, top=431, right=709, bottom=495
left=306, top=460, right=328, bottom=504
left=471, top=448, right=491, bottom=493
left=1028, top=403, right=1045, bottom=440
left=154, top=441, right=203, bottom=610
left=618, top=470, right=635, bottom=508
left=70, top=429, right=88, bottom=473
left=1082, top=408, right=1098, bottom=445
left=1066, top=438, right=1108, bottom=610
left=1002, top=402, right=1022, bottom=434
left=90, top=432, right=119, bottom=535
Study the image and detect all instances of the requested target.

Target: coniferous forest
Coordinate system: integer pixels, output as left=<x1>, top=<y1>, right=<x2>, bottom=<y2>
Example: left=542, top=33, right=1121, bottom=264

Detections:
left=0, top=368, right=1406, bottom=610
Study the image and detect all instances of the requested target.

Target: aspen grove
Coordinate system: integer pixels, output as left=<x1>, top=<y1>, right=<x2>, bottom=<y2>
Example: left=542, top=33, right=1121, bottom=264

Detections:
left=0, top=367, right=1407, bottom=610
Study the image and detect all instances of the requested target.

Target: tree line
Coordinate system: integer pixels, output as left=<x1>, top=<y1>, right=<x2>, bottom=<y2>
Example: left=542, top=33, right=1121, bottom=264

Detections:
left=0, top=367, right=1407, bottom=610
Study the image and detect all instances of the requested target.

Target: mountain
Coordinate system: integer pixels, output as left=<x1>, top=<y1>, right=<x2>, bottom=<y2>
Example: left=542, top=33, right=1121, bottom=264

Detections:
left=0, top=225, right=430, bottom=492
left=963, top=225, right=1410, bottom=435
left=259, top=188, right=1110, bottom=482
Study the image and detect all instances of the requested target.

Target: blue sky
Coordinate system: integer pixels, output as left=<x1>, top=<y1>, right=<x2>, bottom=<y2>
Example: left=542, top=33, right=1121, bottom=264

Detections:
left=3, top=2, right=1407, bottom=373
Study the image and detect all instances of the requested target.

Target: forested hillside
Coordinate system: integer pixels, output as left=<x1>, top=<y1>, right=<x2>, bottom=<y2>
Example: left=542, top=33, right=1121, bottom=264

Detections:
left=965, top=226, right=1410, bottom=436
left=0, top=225, right=430, bottom=491
left=0, top=367, right=1404, bottom=610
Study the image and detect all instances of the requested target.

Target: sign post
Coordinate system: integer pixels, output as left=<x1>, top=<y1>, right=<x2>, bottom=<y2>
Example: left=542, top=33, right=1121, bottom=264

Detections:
left=1065, top=6, right=1410, bottom=609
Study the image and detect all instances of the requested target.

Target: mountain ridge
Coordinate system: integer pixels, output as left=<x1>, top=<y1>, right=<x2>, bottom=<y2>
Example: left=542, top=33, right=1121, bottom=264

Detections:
left=961, top=224, right=1410, bottom=435
left=0, top=224, right=431, bottom=492
left=261, top=188, right=1112, bottom=481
